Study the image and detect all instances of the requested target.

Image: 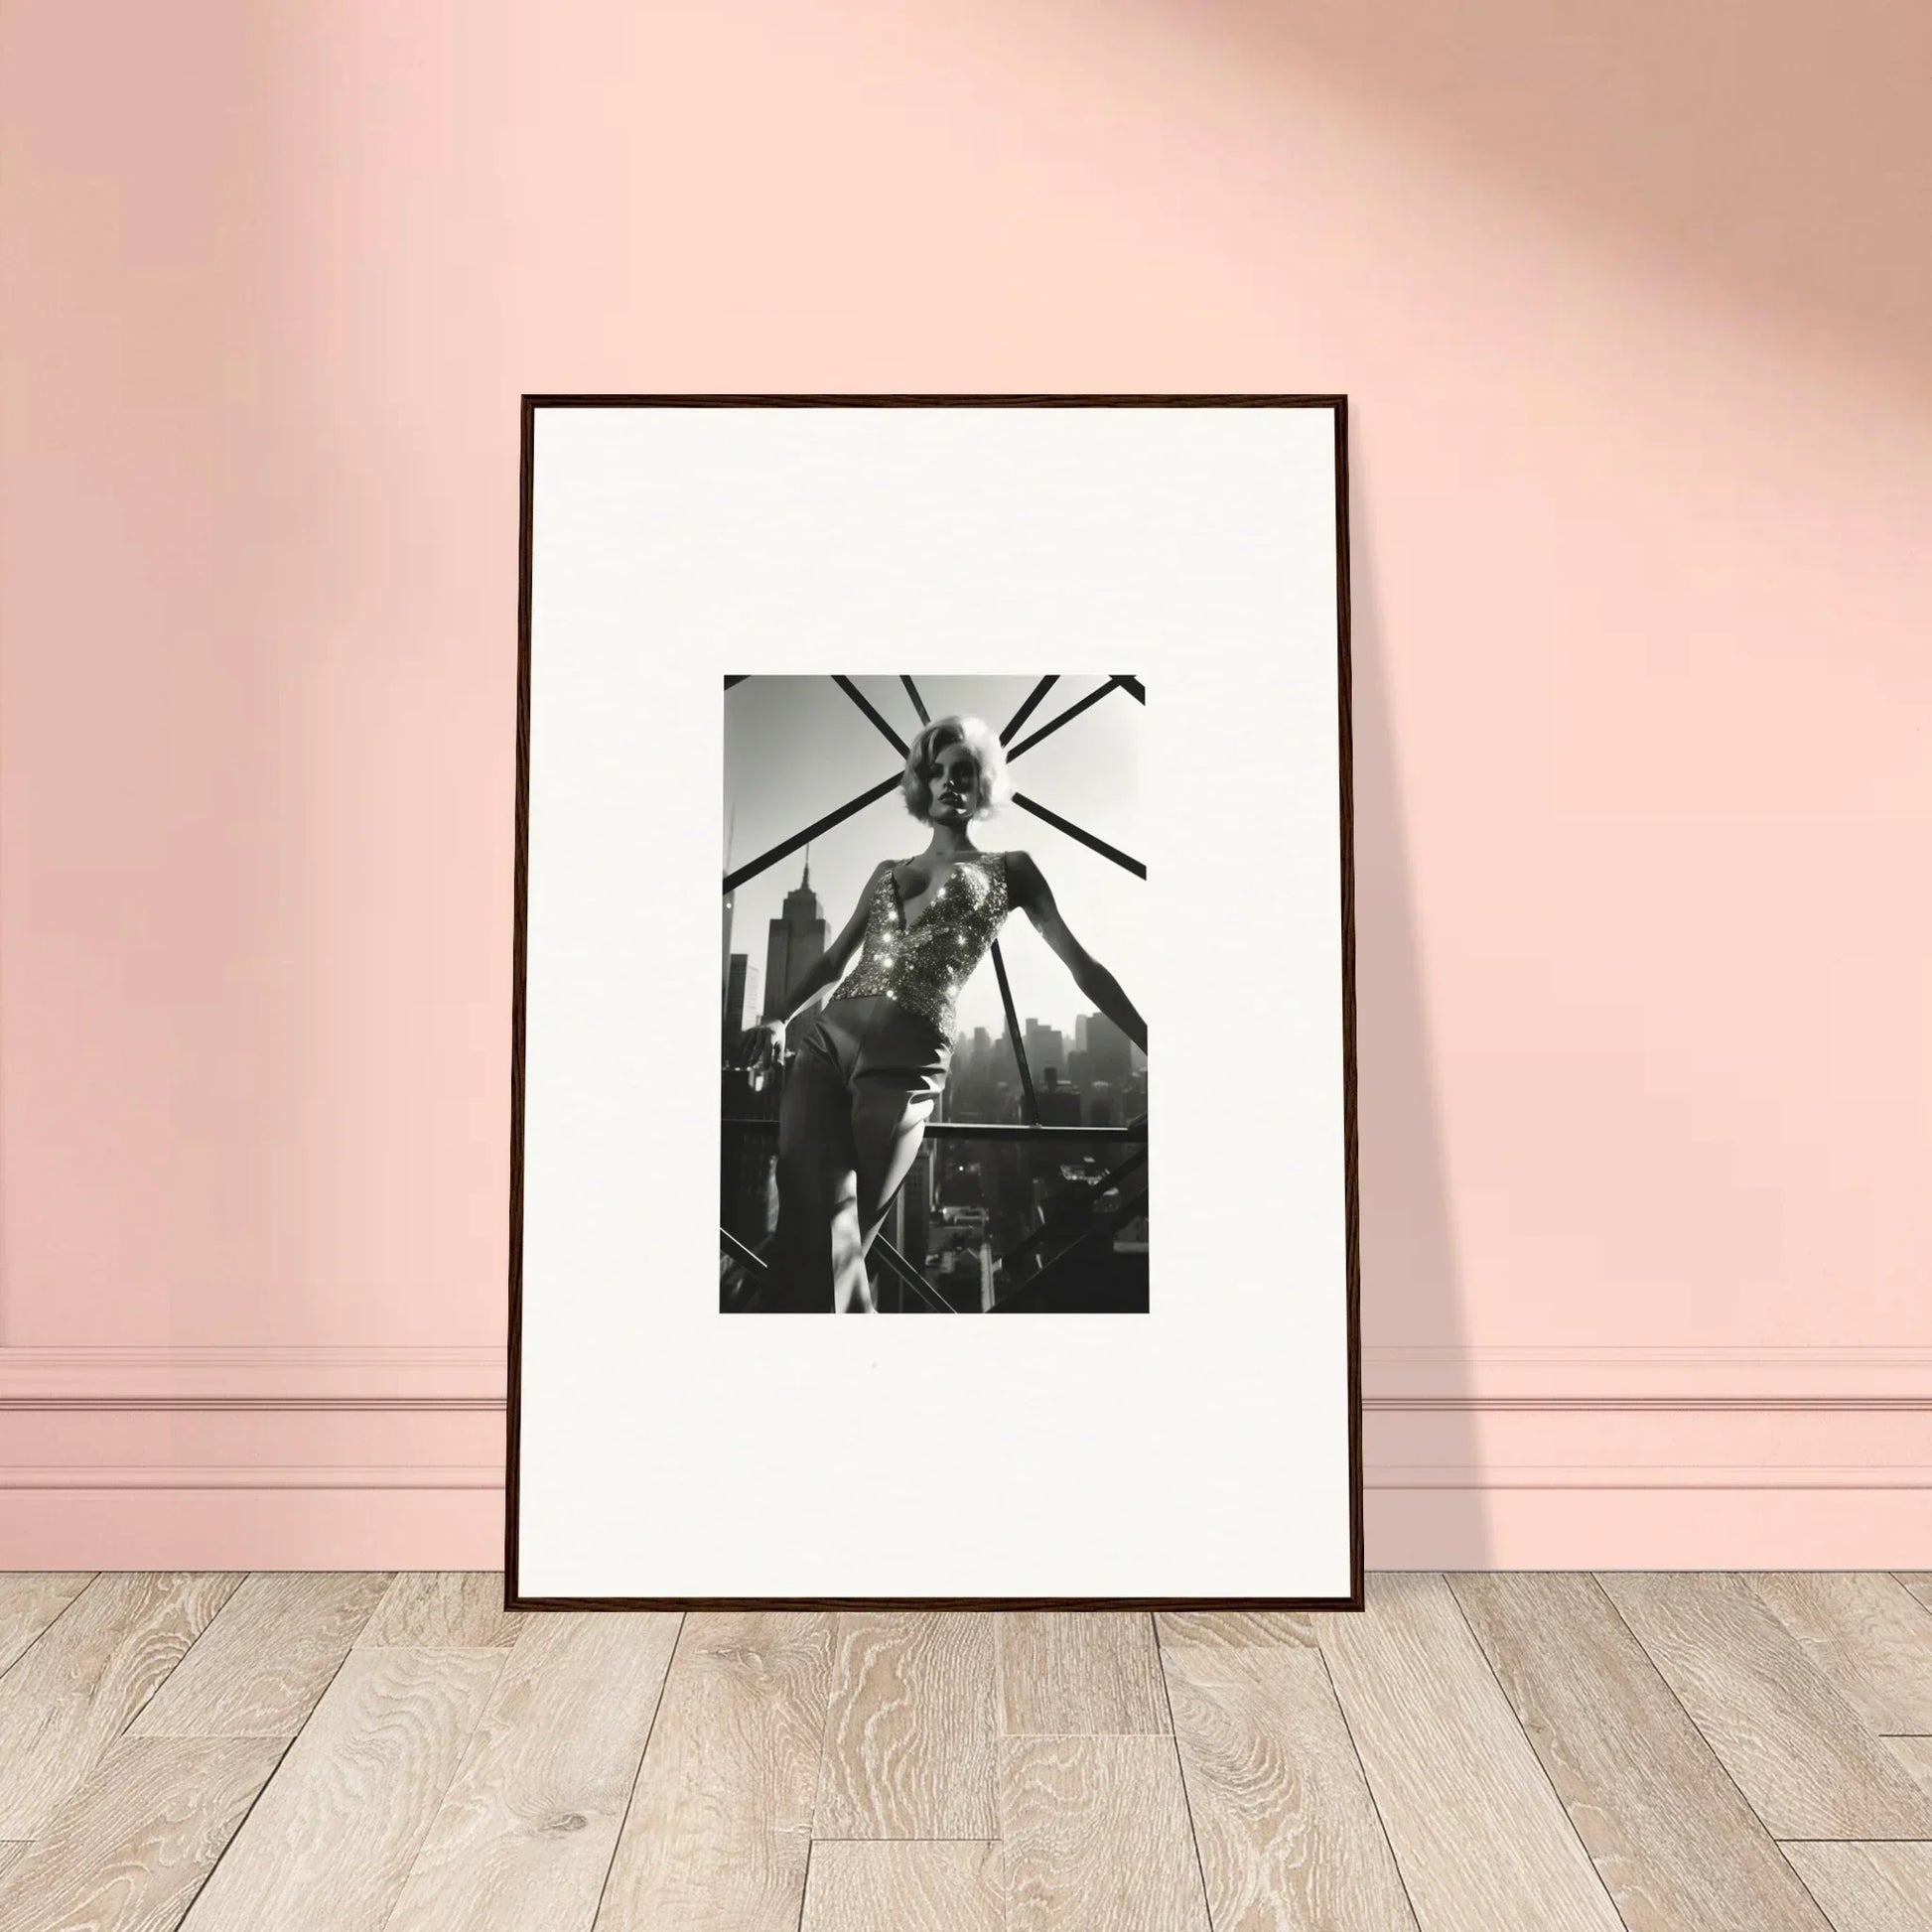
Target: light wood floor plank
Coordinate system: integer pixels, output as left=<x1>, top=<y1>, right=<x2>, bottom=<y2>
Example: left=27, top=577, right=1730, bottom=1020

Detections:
left=596, top=1611, right=832, bottom=1931
left=0, top=1852, right=26, bottom=1883
left=1161, top=1639, right=1417, bottom=1930
left=1881, top=1735, right=1932, bottom=1789
left=1001, top=1611, right=1169, bottom=1735
left=1315, top=1574, right=1623, bottom=1931
left=0, top=1574, right=240, bottom=1838
left=813, top=1611, right=998, bottom=1839
left=1157, top=1610, right=1316, bottom=1649
left=1748, top=1575, right=1932, bottom=1737
left=0, top=1575, right=94, bottom=1677
left=175, top=1646, right=503, bottom=1932
left=1893, top=1576, right=1932, bottom=1617
left=800, top=1840, right=1003, bottom=1932
left=358, top=1572, right=522, bottom=1648
left=1001, top=1733, right=1210, bottom=1932
left=1780, top=1842, right=1932, bottom=1931
left=381, top=1610, right=679, bottom=1932
left=1451, top=1573, right=1833, bottom=1931
left=130, top=1573, right=390, bottom=1739
left=0, top=1735, right=284, bottom=1932
left=1599, top=1573, right=1932, bottom=1839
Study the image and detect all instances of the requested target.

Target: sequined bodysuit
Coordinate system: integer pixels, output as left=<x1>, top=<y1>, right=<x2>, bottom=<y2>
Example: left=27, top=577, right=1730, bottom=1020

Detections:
left=829, top=850, right=1012, bottom=1044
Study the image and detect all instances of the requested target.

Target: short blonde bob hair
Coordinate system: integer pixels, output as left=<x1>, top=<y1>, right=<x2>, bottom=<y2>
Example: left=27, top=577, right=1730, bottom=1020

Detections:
left=900, top=713, right=1014, bottom=823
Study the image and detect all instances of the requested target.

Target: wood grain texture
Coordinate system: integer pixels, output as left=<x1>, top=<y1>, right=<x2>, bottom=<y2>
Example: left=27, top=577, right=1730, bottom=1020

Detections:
left=799, top=1840, right=1003, bottom=1932
left=358, top=1573, right=522, bottom=1648
left=1157, top=1610, right=1316, bottom=1649
left=0, top=1851, right=27, bottom=1884
left=1161, top=1639, right=1417, bottom=1930
left=130, top=1573, right=390, bottom=1738
left=1599, top=1573, right=1932, bottom=1840
left=1001, top=1733, right=1210, bottom=1932
left=383, top=1610, right=680, bottom=1932
left=1315, top=1574, right=1624, bottom=1931
left=1747, top=1574, right=1932, bottom=1736
left=1449, top=1573, right=1833, bottom=1932
left=813, top=1611, right=998, bottom=1839
left=596, top=1611, right=832, bottom=1932
left=1780, top=1842, right=1932, bottom=1931
left=0, top=1573, right=240, bottom=1838
left=1880, top=1734, right=1932, bottom=1789
left=176, top=1646, right=504, bottom=1932
left=1001, top=1612, right=1169, bottom=1735
left=1893, top=1575, right=1932, bottom=1617
left=0, top=1574, right=93, bottom=1676
left=0, top=1735, right=284, bottom=1932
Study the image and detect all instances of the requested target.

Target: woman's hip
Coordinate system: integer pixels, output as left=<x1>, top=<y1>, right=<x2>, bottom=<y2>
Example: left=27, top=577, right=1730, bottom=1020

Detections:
left=815, top=993, right=952, bottom=1079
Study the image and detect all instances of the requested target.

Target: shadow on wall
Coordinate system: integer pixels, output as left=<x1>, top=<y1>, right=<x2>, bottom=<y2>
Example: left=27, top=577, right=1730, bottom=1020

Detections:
left=1344, top=450, right=1490, bottom=1567
left=1176, top=0, right=1932, bottom=399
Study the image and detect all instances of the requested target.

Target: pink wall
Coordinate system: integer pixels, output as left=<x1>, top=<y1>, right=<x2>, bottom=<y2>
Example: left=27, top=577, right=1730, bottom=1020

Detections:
left=3, top=0, right=1928, bottom=1566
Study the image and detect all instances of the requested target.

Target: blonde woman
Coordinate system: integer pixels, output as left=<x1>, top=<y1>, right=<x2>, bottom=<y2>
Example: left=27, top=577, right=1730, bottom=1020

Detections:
left=734, top=713, right=1147, bottom=1312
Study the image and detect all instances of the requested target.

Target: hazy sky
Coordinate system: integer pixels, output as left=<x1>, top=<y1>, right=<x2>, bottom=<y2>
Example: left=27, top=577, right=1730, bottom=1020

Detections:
left=724, top=675, right=1146, bottom=1039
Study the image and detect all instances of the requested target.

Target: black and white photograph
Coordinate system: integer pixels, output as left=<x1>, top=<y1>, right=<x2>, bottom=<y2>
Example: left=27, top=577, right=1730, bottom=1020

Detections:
left=510, top=396, right=1356, bottom=1604
left=720, top=676, right=1150, bottom=1315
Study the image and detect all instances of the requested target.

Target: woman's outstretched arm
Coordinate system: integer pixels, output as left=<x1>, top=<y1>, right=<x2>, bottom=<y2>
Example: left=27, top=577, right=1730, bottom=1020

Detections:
left=1006, top=851, right=1147, bottom=1053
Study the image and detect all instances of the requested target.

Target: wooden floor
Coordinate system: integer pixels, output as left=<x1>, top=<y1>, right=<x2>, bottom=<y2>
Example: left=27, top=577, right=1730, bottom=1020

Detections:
left=0, top=1574, right=1930, bottom=1929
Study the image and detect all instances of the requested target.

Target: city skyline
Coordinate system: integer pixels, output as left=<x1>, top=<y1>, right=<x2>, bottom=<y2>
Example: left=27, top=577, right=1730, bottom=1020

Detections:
left=723, top=675, right=1146, bottom=1041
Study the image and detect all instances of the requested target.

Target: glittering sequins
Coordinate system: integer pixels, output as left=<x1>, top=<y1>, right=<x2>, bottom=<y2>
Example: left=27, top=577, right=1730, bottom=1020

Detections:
left=830, top=851, right=1012, bottom=1043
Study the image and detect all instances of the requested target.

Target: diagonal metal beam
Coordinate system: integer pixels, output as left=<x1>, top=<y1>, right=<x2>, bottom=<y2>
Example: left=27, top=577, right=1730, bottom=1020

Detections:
left=1010, top=793, right=1146, bottom=878
left=1005, top=677, right=1129, bottom=760
left=724, top=774, right=900, bottom=895
left=989, top=940, right=1037, bottom=1124
left=997, top=1186, right=1150, bottom=1306
left=833, top=675, right=909, bottom=757
left=868, top=1232, right=953, bottom=1312
left=994, top=1144, right=1148, bottom=1275
left=1114, top=675, right=1144, bottom=703
left=899, top=676, right=930, bottom=726
left=720, top=1227, right=767, bottom=1271
left=999, top=676, right=1058, bottom=744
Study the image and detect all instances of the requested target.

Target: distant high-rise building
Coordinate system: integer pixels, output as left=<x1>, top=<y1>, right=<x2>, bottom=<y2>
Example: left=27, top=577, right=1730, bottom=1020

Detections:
left=720, top=1065, right=779, bottom=1258
left=894, top=1145, right=935, bottom=1281
left=1035, top=1065, right=1083, bottom=1128
left=723, top=953, right=751, bottom=1043
left=969, top=1026, right=992, bottom=1075
left=1087, top=1013, right=1131, bottom=1085
left=763, top=853, right=830, bottom=1046
left=1024, top=1020, right=1066, bottom=1080
left=1075, top=1014, right=1090, bottom=1053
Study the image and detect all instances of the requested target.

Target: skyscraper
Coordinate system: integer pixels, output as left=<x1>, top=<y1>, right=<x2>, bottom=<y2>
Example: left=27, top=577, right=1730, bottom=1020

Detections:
left=723, top=953, right=751, bottom=1044
left=1087, top=1013, right=1131, bottom=1085
left=763, top=853, right=830, bottom=1047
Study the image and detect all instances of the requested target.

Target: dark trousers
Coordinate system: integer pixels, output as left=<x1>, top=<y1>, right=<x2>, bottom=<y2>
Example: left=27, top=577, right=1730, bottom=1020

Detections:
left=765, top=994, right=950, bottom=1311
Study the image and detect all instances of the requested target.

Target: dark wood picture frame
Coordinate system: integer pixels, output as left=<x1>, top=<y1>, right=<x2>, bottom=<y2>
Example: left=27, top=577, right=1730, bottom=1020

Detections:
left=504, top=394, right=1361, bottom=1612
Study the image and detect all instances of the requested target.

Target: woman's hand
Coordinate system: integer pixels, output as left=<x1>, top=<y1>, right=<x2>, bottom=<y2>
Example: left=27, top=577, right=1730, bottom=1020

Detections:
left=735, top=1020, right=786, bottom=1070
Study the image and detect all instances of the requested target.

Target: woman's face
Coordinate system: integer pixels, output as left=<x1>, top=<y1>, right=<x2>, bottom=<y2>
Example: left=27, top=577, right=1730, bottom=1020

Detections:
left=927, top=744, right=980, bottom=822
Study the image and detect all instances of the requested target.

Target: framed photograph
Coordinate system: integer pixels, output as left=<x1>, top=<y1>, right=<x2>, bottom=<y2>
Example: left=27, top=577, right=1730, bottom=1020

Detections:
left=508, top=395, right=1358, bottom=1607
